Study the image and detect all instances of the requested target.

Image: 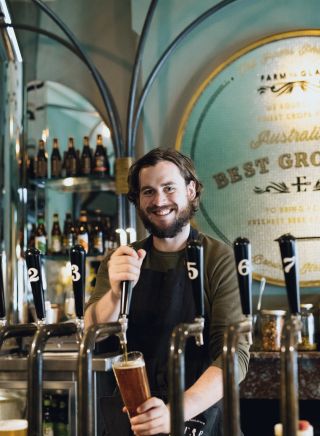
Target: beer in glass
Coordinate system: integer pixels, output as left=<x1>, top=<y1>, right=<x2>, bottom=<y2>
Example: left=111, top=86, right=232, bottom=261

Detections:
left=0, top=419, right=28, bottom=436
left=112, top=351, right=151, bottom=418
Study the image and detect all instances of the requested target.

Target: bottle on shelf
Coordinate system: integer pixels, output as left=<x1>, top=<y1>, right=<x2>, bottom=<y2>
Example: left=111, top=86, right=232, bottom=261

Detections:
left=55, top=394, right=68, bottom=436
left=50, top=213, right=62, bottom=255
left=64, top=137, right=79, bottom=177
left=77, top=210, right=89, bottom=253
left=43, top=393, right=54, bottom=436
left=35, top=139, right=48, bottom=179
left=80, top=136, right=93, bottom=176
left=93, top=134, right=109, bottom=178
left=62, top=212, right=76, bottom=254
left=50, top=138, right=62, bottom=179
left=91, top=209, right=104, bottom=256
left=27, top=223, right=36, bottom=248
left=35, top=212, right=47, bottom=254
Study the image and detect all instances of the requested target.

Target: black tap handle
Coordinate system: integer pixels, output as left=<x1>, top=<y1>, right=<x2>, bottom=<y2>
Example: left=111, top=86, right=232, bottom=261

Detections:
left=0, top=254, right=6, bottom=319
left=25, top=247, right=45, bottom=321
left=186, top=240, right=204, bottom=318
left=120, top=281, right=134, bottom=317
left=70, top=244, right=86, bottom=319
left=233, top=237, right=252, bottom=316
left=277, top=233, right=300, bottom=315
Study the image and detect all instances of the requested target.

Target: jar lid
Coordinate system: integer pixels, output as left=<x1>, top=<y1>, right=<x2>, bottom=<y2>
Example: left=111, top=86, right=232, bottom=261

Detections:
left=261, top=309, right=286, bottom=316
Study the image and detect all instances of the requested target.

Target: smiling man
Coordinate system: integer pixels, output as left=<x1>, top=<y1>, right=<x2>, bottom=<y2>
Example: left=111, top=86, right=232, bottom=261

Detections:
left=84, top=148, right=250, bottom=436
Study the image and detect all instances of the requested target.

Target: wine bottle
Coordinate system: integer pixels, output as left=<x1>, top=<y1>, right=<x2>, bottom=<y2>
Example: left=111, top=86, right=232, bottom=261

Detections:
left=35, top=139, right=48, bottom=179
left=65, top=137, right=79, bottom=177
left=51, top=213, right=62, bottom=255
left=80, top=136, right=93, bottom=176
left=93, top=134, right=109, bottom=177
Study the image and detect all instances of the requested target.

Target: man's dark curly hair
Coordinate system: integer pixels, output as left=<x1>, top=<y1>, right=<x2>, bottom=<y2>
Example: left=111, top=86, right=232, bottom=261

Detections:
left=127, top=148, right=203, bottom=212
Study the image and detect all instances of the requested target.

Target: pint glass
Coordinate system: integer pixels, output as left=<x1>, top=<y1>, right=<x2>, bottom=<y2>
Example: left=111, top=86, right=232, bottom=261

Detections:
left=0, top=420, right=28, bottom=436
left=112, top=351, right=151, bottom=418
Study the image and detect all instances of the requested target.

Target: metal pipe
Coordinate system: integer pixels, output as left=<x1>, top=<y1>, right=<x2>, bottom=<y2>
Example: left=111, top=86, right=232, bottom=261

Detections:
left=27, top=322, right=77, bottom=436
left=222, top=317, right=252, bottom=436
left=168, top=320, right=205, bottom=436
left=280, top=315, right=301, bottom=436
left=78, top=322, right=123, bottom=436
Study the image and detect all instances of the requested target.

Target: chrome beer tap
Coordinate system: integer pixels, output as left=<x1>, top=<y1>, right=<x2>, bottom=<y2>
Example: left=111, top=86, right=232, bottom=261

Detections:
left=78, top=226, right=136, bottom=435
left=70, top=244, right=86, bottom=336
left=277, top=233, right=302, bottom=436
left=223, top=237, right=253, bottom=436
left=0, top=252, right=37, bottom=353
left=168, top=239, right=205, bottom=436
left=26, top=247, right=77, bottom=436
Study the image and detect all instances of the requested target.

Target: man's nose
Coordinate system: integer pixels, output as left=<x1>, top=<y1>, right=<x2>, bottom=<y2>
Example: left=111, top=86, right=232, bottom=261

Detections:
left=153, top=190, right=167, bottom=205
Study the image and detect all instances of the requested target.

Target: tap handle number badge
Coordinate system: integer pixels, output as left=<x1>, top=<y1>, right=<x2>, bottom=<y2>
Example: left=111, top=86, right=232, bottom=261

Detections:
left=28, top=267, right=40, bottom=282
left=233, top=237, right=252, bottom=316
left=71, top=264, right=81, bottom=282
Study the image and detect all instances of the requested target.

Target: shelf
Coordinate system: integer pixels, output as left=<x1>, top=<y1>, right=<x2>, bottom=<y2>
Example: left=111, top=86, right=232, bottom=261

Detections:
left=30, top=176, right=115, bottom=193
left=44, top=254, right=105, bottom=262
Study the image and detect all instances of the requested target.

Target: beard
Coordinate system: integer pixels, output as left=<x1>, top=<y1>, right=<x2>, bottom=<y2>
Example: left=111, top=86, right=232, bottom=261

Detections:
left=138, top=201, right=194, bottom=238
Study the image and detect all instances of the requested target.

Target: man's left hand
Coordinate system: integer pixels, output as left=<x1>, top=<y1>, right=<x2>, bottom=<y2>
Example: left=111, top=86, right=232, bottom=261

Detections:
left=130, top=397, right=170, bottom=435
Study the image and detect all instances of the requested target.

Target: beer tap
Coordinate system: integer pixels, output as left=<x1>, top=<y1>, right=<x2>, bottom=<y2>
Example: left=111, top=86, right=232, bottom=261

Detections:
left=78, top=226, right=136, bottom=435
left=168, top=239, right=205, bottom=436
left=277, top=233, right=302, bottom=436
left=70, top=244, right=86, bottom=335
left=223, top=237, right=253, bottom=436
left=26, top=247, right=77, bottom=436
left=0, top=253, right=37, bottom=353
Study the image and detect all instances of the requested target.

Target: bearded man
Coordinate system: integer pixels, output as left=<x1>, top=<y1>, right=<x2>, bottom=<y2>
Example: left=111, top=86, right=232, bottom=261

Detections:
left=85, top=148, right=250, bottom=436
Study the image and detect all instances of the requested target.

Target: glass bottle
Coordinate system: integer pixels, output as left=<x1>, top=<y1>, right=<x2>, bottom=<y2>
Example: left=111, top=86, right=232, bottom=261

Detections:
left=35, top=212, right=47, bottom=255
left=43, top=394, right=54, bottom=436
left=51, top=213, right=62, bottom=255
left=62, top=212, right=76, bottom=254
left=261, top=309, right=286, bottom=351
left=80, top=136, right=93, bottom=176
left=93, top=134, right=109, bottom=177
left=298, top=304, right=317, bottom=351
left=64, top=137, right=79, bottom=177
left=35, top=139, right=48, bottom=179
left=77, top=210, right=89, bottom=253
left=50, top=138, right=62, bottom=179
left=91, top=209, right=104, bottom=256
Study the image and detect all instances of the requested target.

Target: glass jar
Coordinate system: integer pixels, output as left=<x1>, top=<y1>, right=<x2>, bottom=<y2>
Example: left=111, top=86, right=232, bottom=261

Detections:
left=298, top=303, right=317, bottom=351
left=261, top=309, right=286, bottom=351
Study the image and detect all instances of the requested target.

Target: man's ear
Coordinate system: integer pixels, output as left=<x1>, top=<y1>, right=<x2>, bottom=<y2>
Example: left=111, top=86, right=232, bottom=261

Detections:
left=187, top=180, right=196, bottom=200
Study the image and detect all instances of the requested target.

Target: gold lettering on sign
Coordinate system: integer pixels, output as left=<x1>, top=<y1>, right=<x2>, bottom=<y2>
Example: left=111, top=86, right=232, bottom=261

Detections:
left=250, top=126, right=320, bottom=149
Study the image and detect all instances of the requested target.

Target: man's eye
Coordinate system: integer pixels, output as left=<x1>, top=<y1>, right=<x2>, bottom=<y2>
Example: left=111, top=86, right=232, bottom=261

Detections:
left=164, top=186, right=175, bottom=193
left=142, top=190, right=153, bottom=196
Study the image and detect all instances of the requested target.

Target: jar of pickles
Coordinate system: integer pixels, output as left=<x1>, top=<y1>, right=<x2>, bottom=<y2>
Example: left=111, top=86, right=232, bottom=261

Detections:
left=298, top=303, right=317, bottom=351
left=261, top=309, right=286, bottom=351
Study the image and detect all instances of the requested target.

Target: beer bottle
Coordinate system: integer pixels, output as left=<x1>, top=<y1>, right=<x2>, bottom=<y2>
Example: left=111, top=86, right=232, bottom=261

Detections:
left=50, top=138, right=62, bottom=179
left=62, top=212, right=76, bottom=254
left=35, top=212, right=47, bottom=254
left=77, top=210, right=89, bottom=253
left=27, top=223, right=36, bottom=248
left=64, top=137, right=79, bottom=177
left=91, top=209, right=104, bottom=256
left=43, top=394, right=54, bottom=436
left=51, top=213, right=62, bottom=255
left=55, top=395, right=68, bottom=436
left=35, top=139, right=48, bottom=179
left=80, top=136, right=93, bottom=176
left=93, top=134, right=109, bottom=177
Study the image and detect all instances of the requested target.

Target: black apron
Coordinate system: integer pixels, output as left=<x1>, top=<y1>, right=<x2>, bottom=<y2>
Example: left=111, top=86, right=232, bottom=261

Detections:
left=100, top=228, right=223, bottom=436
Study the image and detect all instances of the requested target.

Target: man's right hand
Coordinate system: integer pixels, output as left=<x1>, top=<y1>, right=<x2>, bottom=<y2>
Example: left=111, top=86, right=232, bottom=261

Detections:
left=108, top=246, right=146, bottom=299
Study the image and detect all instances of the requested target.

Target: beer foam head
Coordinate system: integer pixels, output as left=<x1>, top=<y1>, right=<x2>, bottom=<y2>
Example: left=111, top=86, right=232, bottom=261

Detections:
left=114, top=359, right=144, bottom=369
left=0, top=419, right=28, bottom=430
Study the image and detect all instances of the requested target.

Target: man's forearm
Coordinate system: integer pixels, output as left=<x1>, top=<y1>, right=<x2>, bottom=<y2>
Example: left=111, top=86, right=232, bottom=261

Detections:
left=183, top=366, right=223, bottom=421
left=84, top=291, right=120, bottom=328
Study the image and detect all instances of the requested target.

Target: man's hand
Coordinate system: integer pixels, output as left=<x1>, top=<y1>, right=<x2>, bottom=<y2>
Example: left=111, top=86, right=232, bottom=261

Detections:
left=129, top=397, right=170, bottom=435
left=108, top=246, right=146, bottom=298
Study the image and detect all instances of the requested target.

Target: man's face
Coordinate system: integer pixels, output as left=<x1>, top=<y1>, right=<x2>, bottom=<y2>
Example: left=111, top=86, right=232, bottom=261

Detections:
left=137, top=161, right=196, bottom=238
